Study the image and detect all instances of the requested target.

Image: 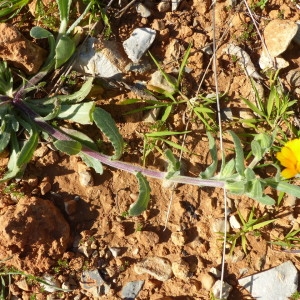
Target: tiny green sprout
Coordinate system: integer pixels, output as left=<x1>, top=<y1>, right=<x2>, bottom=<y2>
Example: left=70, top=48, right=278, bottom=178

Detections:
left=271, top=228, right=300, bottom=250
left=291, top=291, right=300, bottom=300
left=224, top=208, right=276, bottom=255
left=53, top=259, right=69, bottom=273
left=121, top=211, right=129, bottom=218
left=135, top=223, right=143, bottom=232
left=3, top=182, right=24, bottom=199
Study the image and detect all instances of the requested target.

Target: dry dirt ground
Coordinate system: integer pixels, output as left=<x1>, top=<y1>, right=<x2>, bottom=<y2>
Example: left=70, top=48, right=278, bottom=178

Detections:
left=1, top=0, right=300, bottom=299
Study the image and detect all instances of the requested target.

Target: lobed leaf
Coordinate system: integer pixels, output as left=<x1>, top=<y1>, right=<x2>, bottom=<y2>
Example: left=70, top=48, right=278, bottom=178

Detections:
left=79, top=152, right=103, bottom=175
left=128, top=172, right=151, bottom=216
left=92, top=107, right=124, bottom=160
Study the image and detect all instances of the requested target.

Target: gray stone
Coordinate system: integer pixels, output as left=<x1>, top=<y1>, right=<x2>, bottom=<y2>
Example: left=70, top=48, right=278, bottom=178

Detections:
left=123, top=28, right=156, bottom=63
left=134, top=257, right=173, bottom=281
left=74, top=37, right=129, bottom=79
left=80, top=269, right=110, bottom=296
left=211, top=280, right=233, bottom=299
left=121, top=280, right=144, bottom=299
left=147, top=70, right=177, bottom=94
left=40, top=274, right=61, bottom=293
left=263, top=20, right=298, bottom=57
left=238, top=261, right=298, bottom=300
left=212, top=218, right=229, bottom=233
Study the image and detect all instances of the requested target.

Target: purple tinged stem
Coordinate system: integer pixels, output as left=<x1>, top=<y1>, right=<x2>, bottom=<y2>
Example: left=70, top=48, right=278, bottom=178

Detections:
left=12, top=97, right=225, bottom=189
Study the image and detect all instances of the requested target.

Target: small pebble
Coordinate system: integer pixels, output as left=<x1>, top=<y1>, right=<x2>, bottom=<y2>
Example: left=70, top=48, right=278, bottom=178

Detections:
left=200, top=273, right=215, bottom=291
left=134, top=257, right=173, bottom=281
left=109, top=247, right=122, bottom=258
left=136, top=3, right=151, bottom=17
left=212, top=218, right=229, bottom=233
left=39, top=181, right=51, bottom=195
left=212, top=280, right=233, bottom=299
left=157, top=0, right=170, bottom=12
left=171, top=231, right=186, bottom=246
left=172, top=259, right=190, bottom=280
left=40, top=274, right=61, bottom=293
left=121, top=280, right=144, bottom=299
left=229, top=215, right=241, bottom=229
left=78, top=170, right=94, bottom=187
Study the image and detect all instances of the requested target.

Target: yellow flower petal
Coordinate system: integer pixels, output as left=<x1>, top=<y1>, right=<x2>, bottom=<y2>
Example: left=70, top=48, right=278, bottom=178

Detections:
left=281, top=167, right=298, bottom=179
left=276, top=150, right=296, bottom=169
left=285, top=139, right=300, bottom=161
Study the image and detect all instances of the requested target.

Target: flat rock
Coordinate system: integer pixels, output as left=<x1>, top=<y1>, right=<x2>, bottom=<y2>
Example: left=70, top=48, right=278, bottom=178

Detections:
left=0, top=196, right=70, bottom=273
left=263, top=19, right=298, bottom=57
left=147, top=70, right=177, bottom=94
left=259, top=50, right=289, bottom=70
left=238, top=261, right=298, bottom=300
left=74, top=37, right=129, bottom=79
left=123, top=28, right=156, bottom=63
left=80, top=269, right=110, bottom=296
left=121, top=280, right=144, bottom=299
left=134, top=257, right=173, bottom=281
left=0, top=23, right=47, bottom=74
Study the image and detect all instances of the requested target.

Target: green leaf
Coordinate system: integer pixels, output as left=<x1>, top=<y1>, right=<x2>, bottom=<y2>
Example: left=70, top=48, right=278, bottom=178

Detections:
left=252, top=218, right=277, bottom=230
left=244, top=168, right=256, bottom=181
left=0, top=61, right=13, bottom=96
left=55, top=35, right=76, bottom=68
left=225, top=180, right=246, bottom=194
left=93, top=107, right=124, bottom=160
left=164, top=149, right=180, bottom=179
left=30, top=26, right=56, bottom=70
left=247, top=194, right=275, bottom=205
left=128, top=172, right=151, bottom=216
left=79, top=152, right=103, bottom=175
left=266, top=180, right=300, bottom=198
left=161, top=105, right=173, bottom=122
left=0, top=0, right=30, bottom=18
left=177, top=43, right=192, bottom=86
left=0, top=133, right=20, bottom=182
left=200, top=132, right=218, bottom=179
left=249, top=179, right=263, bottom=198
left=251, top=140, right=262, bottom=160
left=241, top=97, right=266, bottom=118
left=15, top=120, right=39, bottom=167
left=60, top=127, right=98, bottom=151
left=219, top=158, right=235, bottom=178
left=30, top=26, right=53, bottom=39
left=54, top=140, right=82, bottom=155
left=228, top=130, right=245, bottom=175
left=57, top=102, right=95, bottom=124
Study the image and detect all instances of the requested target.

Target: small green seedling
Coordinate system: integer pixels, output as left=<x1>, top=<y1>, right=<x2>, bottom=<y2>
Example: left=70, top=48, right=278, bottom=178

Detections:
left=225, top=208, right=276, bottom=255
left=241, top=71, right=297, bottom=132
left=290, top=291, right=300, bottom=300
left=271, top=228, right=300, bottom=250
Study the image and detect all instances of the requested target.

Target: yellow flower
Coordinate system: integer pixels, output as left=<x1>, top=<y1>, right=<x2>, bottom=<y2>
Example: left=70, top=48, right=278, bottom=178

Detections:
left=276, top=139, right=300, bottom=179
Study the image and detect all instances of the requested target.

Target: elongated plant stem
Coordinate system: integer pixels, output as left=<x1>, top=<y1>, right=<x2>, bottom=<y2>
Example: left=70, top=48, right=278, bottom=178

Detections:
left=12, top=98, right=226, bottom=189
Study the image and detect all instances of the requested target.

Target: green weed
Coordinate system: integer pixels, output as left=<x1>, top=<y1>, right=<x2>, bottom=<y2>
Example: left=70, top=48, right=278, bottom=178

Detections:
left=271, top=228, right=300, bottom=250
left=224, top=208, right=276, bottom=255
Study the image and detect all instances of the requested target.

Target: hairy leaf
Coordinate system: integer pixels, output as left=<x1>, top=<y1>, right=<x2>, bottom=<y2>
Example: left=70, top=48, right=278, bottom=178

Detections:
left=93, top=107, right=124, bottom=160
left=164, top=149, right=180, bottom=179
left=200, top=132, right=218, bottom=179
left=228, top=130, right=245, bottom=175
left=54, top=140, right=82, bottom=155
left=79, top=152, right=103, bottom=175
left=128, top=172, right=151, bottom=216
